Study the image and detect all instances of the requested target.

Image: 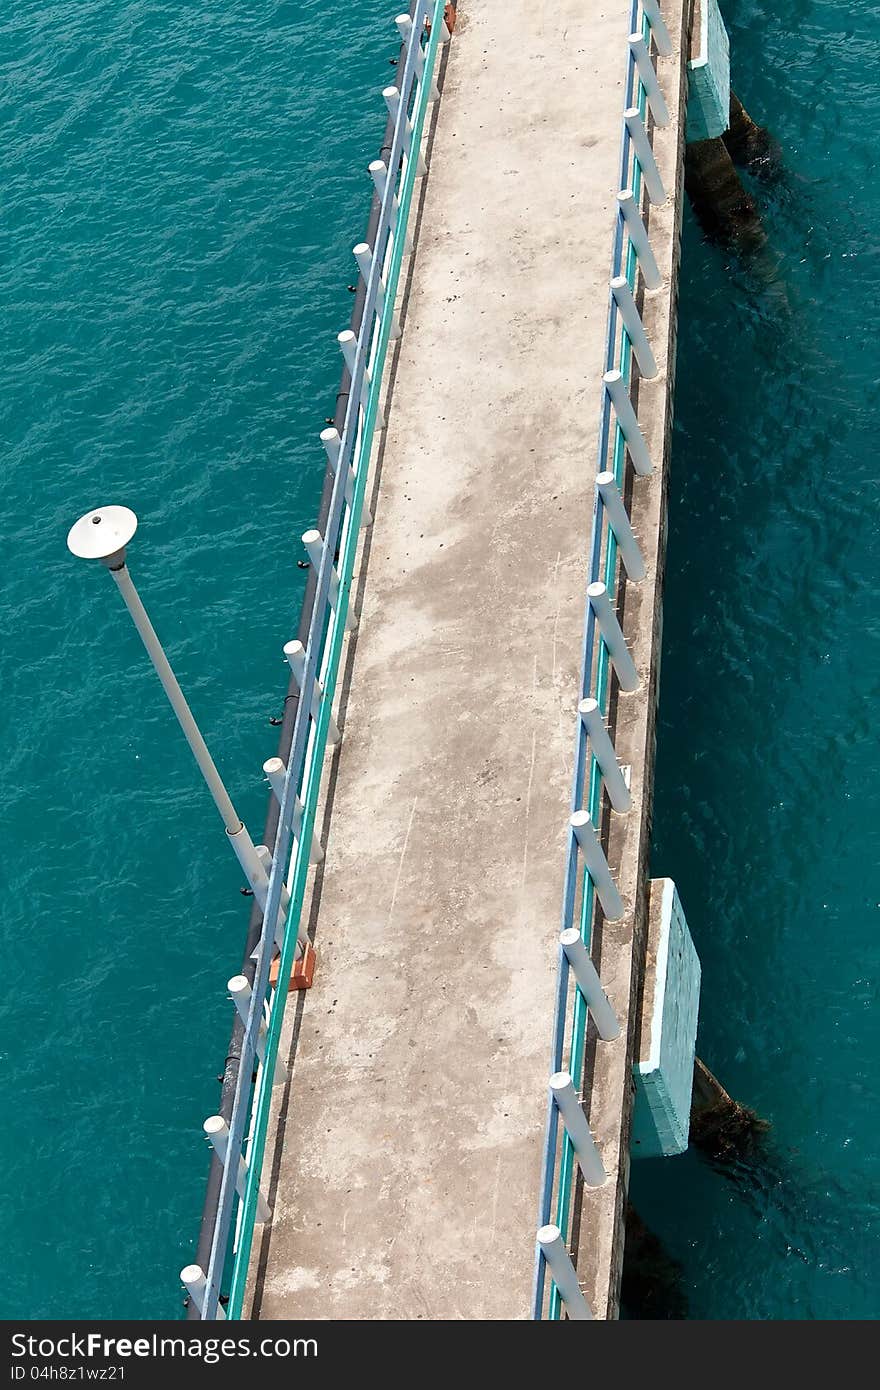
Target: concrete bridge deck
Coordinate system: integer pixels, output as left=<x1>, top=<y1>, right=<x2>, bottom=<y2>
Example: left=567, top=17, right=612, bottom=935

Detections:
left=247, top=0, right=688, bottom=1319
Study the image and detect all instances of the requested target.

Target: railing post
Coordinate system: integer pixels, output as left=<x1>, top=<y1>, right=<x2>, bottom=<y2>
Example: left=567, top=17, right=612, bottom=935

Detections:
left=382, top=86, right=428, bottom=176
left=395, top=14, right=440, bottom=99
left=611, top=275, right=658, bottom=380
left=203, top=1116, right=272, bottom=1224
left=253, top=845, right=293, bottom=949
left=559, top=928, right=620, bottom=1040
left=570, top=810, right=625, bottom=921
left=624, top=106, right=666, bottom=204
left=180, top=1265, right=225, bottom=1320
left=617, top=189, right=662, bottom=290
left=578, top=696, right=632, bottom=813
left=587, top=582, right=640, bottom=693
left=536, top=1226, right=593, bottom=1320
left=283, top=640, right=341, bottom=746
left=629, top=33, right=670, bottom=127
left=228, top=973, right=288, bottom=1085
left=603, top=369, right=653, bottom=477
left=320, top=426, right=372, bottom=527
left=596, top=471, right=646, bottom=583
left=263, top=757, right=324, bottom=865
left=226, top=828, right=290, bottom=950
left=369, top=159, right=413, bottom=254
left=550, top=1071, right=607, bottom=1187
left=302, top=528, right=358, bottom=633
left=353, top=241, right=401, bottom=341
left=642, top=0, right=674, bottom=58
left=337, top=329, right=385, bottom=429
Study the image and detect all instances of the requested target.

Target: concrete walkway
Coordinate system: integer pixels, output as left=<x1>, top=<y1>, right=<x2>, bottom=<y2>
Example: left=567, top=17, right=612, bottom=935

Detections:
left=249, top=0, right=635, bottom=1319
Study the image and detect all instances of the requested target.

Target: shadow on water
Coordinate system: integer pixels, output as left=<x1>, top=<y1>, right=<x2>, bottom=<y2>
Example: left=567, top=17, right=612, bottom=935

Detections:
left=689, top=1058, right=772, bottom=1164
left=700, top=1134, right=880, bottom=1287
left=621, top=1206, right=689, bottom=1320
left=623, top=1129, right=878, bottom=1319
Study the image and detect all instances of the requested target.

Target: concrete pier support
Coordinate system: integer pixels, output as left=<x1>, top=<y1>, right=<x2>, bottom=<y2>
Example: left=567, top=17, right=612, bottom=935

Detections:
left=684, top=0, right=768, bottom=249
left=685, top=136, right=765, bottom=249
left=690, top=1057, right=770, bottom=1159
left=723, top=91, right=780, bottom=177
left=631, top=879, right=701, bottom=1158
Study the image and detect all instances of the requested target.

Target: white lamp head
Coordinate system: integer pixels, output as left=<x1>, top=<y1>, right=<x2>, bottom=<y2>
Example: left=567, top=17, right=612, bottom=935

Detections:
left=67, top=506, right=138, bottom=567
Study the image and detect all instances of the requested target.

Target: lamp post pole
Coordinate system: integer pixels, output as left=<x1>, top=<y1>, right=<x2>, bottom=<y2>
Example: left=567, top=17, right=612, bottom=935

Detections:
left=67, top=506, right=275, bottom=914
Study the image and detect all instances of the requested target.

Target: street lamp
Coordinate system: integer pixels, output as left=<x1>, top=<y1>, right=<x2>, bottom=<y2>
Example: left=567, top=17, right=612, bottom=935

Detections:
left=67, top=506, right=286, bottom=931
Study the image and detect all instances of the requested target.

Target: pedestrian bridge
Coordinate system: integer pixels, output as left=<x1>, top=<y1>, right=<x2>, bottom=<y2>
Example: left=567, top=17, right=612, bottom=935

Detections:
left=175, top=0, right=689, bottom=1321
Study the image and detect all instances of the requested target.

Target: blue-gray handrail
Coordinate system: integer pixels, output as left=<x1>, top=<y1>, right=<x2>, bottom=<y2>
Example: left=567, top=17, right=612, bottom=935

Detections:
left=532, top=0, right=665, bottom=1320
left=186, top=1, right=448, bottom=1319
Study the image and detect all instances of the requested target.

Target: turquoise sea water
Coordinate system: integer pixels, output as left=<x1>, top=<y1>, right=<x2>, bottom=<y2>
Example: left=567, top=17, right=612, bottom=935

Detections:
left=627, top=0, right=880, bottom=1320
left=0, top=0, right=399, bottom=1319
left=2, top=0, right=877, bottom=1324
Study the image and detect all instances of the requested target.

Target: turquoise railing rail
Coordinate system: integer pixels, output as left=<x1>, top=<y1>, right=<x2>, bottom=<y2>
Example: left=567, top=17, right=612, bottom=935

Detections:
left=532, top=0, right=673, bottom=1321
left=182, top=1, right=449, bottom=1320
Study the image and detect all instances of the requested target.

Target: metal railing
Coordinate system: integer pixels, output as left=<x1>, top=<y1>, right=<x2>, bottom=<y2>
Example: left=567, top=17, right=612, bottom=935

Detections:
left=178, top=1, right=451, bottom=1320
left=531, top=0, right=675, bottom=1321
